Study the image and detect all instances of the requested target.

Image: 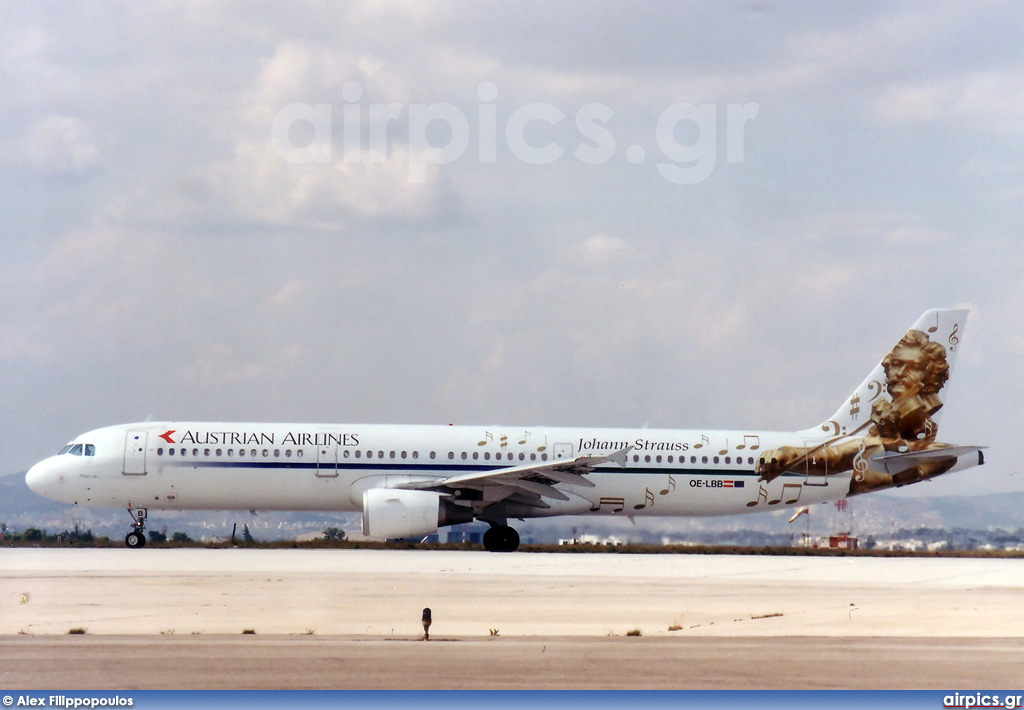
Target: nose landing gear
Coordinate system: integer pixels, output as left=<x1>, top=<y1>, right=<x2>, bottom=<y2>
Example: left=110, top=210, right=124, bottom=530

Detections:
left=125, top=507, right=147, bottom=548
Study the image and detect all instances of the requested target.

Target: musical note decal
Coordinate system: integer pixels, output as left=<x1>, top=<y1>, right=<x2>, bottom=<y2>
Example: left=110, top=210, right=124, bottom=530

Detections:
left=927, top=312, right=939, bottom=333
left=694, top=434, right=710, bottom=449
left=659, top=475, right=677, bottom=496
left=536, top=435, right=548, bottom=452
left=849, top=394, right=861, bottom=420
left=867, top=380, right=884, bottom=402
left=719, top=439, right=729, bottom=456
left=852, top=441, right=869, bottom=482
left=634, top=487, right=656, bottom=510
left=590, top=497, right=625, bottom=513
left=918, top=419, right=934, bottom=441
left=948, top=323, right=959, bottom=352
left=768, top=482, right=802, bottom=506
left=518, top=431, right=530, bottom=445
left=746, top=484, right=769, bottom=508
left=821, top=420, right=841, bottom=436
left=736, top=434, right=760, bottom=451
left=477, top=432, right=493, bottom=446
left=500, top=434, right=508, bottom=449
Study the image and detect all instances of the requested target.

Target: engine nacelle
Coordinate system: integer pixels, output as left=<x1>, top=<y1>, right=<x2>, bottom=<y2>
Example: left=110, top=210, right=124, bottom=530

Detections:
left=361, top=488, right=473, bottom=540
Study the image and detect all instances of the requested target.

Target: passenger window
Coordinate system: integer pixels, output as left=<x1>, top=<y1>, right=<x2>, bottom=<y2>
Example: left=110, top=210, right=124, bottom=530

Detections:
left=204, top=449, right=211, bottom=456
left=168, top=448, right=175, bottom=457
left=216, top=449, right=222, bottom=457
left=157, top=448, right=164, bottom=456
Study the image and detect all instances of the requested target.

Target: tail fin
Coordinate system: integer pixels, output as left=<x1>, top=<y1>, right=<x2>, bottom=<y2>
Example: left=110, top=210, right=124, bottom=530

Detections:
left=812, top=309, right=967, bottom=442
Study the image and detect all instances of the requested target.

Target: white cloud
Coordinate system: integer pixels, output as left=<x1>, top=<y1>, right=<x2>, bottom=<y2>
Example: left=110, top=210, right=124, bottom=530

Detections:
left=2, top=2, right=1021, bottom=502
left=23, top=115, right=100, bottom=175
left=874, top=67, right=1024, bottom=135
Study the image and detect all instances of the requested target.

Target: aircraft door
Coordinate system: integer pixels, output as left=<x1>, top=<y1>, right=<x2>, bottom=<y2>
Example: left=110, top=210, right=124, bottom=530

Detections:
left=123, top=431, right=148, bottom=475
left=316, top=444, right=339, bottom=478
left=553, top=442, right=574, bottom=460
left=801, top=439, right=832, bottom=487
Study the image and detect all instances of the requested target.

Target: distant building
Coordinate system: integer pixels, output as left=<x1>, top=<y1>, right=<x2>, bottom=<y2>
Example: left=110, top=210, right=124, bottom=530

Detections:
left=828, top=533, right=858, bottom=550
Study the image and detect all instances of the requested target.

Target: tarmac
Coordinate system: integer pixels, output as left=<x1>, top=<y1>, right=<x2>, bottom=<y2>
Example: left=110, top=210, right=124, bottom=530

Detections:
left=3, top=548, right=1024, bottom=689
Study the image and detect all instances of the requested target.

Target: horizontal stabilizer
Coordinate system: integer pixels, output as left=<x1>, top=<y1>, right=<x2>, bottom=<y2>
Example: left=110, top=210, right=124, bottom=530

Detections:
left=870, top=446, right=986, bottom=475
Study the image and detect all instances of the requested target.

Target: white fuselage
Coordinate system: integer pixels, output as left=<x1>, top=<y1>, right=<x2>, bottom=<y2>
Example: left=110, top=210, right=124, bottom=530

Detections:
left=26, top=421, right=850, bottom=518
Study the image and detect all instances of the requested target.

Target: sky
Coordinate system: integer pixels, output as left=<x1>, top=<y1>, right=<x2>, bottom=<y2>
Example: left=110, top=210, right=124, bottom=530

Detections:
left=2, top=1, right=1022, bottom=502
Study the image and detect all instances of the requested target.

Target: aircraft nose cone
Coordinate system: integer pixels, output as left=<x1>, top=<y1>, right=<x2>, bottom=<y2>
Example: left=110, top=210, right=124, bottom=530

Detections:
left=26, top=458, right=62, bottom=498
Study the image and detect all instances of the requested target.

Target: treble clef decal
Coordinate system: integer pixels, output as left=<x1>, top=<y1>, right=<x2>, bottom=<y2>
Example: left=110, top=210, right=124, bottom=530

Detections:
left=948, top=323, right=959, bottom=352
left=852, top=440, right=869, bottom=482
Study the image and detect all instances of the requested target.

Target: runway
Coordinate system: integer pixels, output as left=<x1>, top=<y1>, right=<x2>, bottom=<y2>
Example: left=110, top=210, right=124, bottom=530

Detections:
left=3, top=548, right=1024, bottom=688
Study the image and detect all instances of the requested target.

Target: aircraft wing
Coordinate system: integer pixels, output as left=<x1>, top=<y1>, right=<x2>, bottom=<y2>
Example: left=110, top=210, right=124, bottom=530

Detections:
left=397, top=448, right=631, bottom=505
left=870, top=446, right=986, bottom=475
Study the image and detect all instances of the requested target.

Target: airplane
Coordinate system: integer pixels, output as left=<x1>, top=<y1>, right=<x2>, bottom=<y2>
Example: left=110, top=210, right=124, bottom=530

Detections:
left=26, top=309, right=985, bottom=552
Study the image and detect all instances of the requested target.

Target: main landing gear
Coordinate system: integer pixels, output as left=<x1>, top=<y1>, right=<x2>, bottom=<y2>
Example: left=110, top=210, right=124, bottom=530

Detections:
left=125, top=507, right=147, bottom=548
left=482, top=524, right=520, bottom=553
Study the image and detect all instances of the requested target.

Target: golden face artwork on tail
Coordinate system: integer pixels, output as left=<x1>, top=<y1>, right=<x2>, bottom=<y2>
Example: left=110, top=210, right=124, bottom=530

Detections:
left=756, top=327, right=960, bottom=495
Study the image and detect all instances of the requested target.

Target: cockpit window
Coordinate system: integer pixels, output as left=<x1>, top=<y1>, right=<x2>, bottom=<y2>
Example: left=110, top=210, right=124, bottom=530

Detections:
left=59, top=443, right=96, bottom=456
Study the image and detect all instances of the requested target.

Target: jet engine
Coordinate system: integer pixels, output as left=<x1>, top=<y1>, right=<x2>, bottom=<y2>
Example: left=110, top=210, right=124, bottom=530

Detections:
left=361, top=488, right=473, bottom=540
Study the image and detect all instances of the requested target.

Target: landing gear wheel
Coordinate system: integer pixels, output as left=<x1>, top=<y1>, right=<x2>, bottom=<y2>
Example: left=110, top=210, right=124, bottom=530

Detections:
left=483, top=525, right=520, bottom=553
left=125, top=506, right=148, bottom=548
